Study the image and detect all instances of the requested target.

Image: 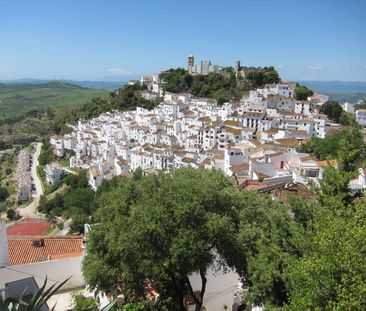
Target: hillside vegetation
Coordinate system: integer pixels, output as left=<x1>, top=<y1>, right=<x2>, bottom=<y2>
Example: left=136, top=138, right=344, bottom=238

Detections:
left=0, top=81, right=108, bottom=119
left=0, top=83, right=160, bottom=147
left=159, top=67, right=280, bottom=103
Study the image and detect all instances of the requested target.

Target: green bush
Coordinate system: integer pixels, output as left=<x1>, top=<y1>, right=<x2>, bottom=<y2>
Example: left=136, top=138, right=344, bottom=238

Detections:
left=6, top=208, right=16, bottom=220
left=294, top=85, right=314, bottom=100
left=0, top=187, right=10, bottom=202
left=73, top=294, right=98, bottom=311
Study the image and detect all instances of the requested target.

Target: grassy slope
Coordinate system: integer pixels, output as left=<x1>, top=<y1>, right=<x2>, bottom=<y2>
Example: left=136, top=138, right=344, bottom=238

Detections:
left=0, top=150, right=18, bottom=211
left=0, top=82, right=108, bottom=119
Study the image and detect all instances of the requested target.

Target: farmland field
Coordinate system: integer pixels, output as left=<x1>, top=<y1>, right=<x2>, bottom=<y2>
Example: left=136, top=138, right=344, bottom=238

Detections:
left=0, top=82, right=108, bottom=119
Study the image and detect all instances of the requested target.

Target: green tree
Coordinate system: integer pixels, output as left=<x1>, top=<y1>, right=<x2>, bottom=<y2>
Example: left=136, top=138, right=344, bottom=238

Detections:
left=83, top=169, right=297, bottom=310
left=132, top=167, right=143, bottom=181
left=236, top=191, right=299, bottom=308
left=320, top=100, right=344, bottom=123
left=83, top=169, right=240, bottom=311
left=317, top=164, right=351, bottom=206
left=299, top=127, right=366, bottom=168
left=6, top=208, right=16, bottom=220
left=159, top=67, right=280, bottom=104
left=64, top=170, right=89, bottom=189
left=336, top=127, right=365, bottom=172
left=294, top=85, right=314, bottom=100
left=38, top=140, right=53, bottom=166
left=70, top=213, right=89, bottom=234
left=63, top=187, right=96, bottom=216
left=285, top=199, right=366, bottom=310
left=0, top=187, right=10, bottom=202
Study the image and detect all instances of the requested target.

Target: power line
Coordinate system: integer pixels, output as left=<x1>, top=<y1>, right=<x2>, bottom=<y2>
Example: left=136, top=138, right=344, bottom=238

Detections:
left=5, top=266, right=115, bottom=310
left=4, top=266, right=81, bottom=289
left=202, top=285, right=238, bottom=304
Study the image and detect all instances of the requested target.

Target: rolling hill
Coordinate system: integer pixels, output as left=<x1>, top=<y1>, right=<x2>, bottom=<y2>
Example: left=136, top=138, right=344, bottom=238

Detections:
left=0, top=81, right=108, bottom=119
left=300, top=80, right=366, bottom=102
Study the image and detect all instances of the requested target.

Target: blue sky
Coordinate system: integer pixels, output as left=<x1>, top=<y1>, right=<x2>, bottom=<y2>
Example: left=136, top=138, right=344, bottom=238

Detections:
left=0, top=0, right=365, bottom=81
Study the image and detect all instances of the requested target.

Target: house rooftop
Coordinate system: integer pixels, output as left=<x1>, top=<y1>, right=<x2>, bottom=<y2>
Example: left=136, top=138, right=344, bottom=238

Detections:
left=8, top=236, right=84, bottom=266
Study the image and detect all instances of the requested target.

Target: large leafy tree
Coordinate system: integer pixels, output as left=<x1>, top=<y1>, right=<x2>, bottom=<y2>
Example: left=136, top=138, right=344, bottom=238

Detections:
left=82, top=169, right=296, bottom=310
left=83, top=169, right=241, bottom=310
left=317, top=164, right=351, bottom=206
left=294, top=85, right=314, bottom=100
left=299, top=127, right=366, bottom=171
left=236, top=191, right=300, bottom=308
left=336, top=127, right=366, bottom=172
left=285, top=198, right=366, bottom=310
left=319, top=101, right=344, bottom=123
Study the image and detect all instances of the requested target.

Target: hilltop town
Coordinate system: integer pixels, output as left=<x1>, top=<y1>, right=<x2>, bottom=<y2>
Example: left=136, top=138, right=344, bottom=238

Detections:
left=2, top=56, right=366, bottom=311
left=48, top=56, right=334, bottom=192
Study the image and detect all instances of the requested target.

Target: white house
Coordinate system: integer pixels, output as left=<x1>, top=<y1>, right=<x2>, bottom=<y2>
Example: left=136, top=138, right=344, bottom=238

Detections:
left=224, top=148, right=247, bottom=176
left=0, top=220, right=85, bottom=303
left=44, top=163, right=64, bottom=185
left=342, top=102, right=354, bottom=114
left=356, top=109, right=366, bottom=127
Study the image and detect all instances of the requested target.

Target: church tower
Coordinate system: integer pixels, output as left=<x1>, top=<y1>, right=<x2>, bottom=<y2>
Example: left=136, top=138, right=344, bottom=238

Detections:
left=188, top=53, right=194, bottom=74
left=235, top=60, right=241, bottom=74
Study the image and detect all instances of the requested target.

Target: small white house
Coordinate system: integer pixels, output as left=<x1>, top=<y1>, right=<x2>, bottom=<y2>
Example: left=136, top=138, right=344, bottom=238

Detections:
left=44, top=163, right=64, bottom=185
left=356, top=109, right=366, bottom=127
left=342, top=102, right=354, bottom=114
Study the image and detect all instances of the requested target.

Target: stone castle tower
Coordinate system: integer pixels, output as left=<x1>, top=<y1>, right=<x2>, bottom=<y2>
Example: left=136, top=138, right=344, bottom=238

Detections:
left=188, top=53, right=194, bottom=74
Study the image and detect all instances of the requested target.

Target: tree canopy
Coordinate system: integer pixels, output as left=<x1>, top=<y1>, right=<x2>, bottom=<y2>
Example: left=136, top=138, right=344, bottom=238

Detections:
left=319, top=100, right=355, bottom=125
left=299, top=127, right=366, bottom=171
left=0, top=186, right=10, bottom=202
left=285, top=194, right=366, bottom=310
left=82, top=169, right=295, bottom=310
left=38, top=140, right=53, bottom=166
left=159, top=67, right=280, bottom=104
left=294, top=85, right=314, bottom=100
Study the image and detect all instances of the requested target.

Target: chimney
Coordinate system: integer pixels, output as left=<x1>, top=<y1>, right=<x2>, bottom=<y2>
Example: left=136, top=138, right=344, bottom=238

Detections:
left=0, top=219, right=9, bottom=267
left=32, top=238, right=45, bottom=247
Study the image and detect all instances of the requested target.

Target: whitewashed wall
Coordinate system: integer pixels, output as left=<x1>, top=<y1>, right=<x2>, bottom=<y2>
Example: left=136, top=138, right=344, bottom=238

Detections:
left=189, top=267, right=240, bottom=311
left=0, top=256, right=85, bottom=294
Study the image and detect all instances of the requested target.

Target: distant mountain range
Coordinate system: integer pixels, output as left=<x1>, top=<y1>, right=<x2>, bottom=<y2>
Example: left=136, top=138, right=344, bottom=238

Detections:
left=0, top=79, right=126, bottom=90
left=299, top=80, right=366, bottom=103
left=1, top=79, right=365, bottom=102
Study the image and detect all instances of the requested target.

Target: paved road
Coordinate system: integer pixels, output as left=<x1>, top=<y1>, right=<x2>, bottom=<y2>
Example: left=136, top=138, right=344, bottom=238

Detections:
left=31, top=142, right=44, bottom=198
left=16, top=143, right=73, bottom=235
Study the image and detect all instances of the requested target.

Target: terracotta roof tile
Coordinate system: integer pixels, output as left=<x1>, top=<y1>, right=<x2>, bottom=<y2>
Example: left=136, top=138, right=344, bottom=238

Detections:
left=8, top=236, right=84, bottom=266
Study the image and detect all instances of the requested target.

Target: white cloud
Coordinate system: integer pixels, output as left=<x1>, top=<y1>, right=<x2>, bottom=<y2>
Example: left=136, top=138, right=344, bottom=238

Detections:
left=107, top=68, right=133, bottom=76
left=307, top=64, right=323, bottom=70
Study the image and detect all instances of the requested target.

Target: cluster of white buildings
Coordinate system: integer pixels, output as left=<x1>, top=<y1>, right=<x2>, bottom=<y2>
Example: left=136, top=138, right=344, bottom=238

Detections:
left=49, top=80, right=335, bottom=191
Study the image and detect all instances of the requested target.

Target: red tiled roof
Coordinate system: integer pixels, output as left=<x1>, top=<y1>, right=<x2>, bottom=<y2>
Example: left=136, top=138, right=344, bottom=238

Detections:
left=8, top=236, right=84, bottom=266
